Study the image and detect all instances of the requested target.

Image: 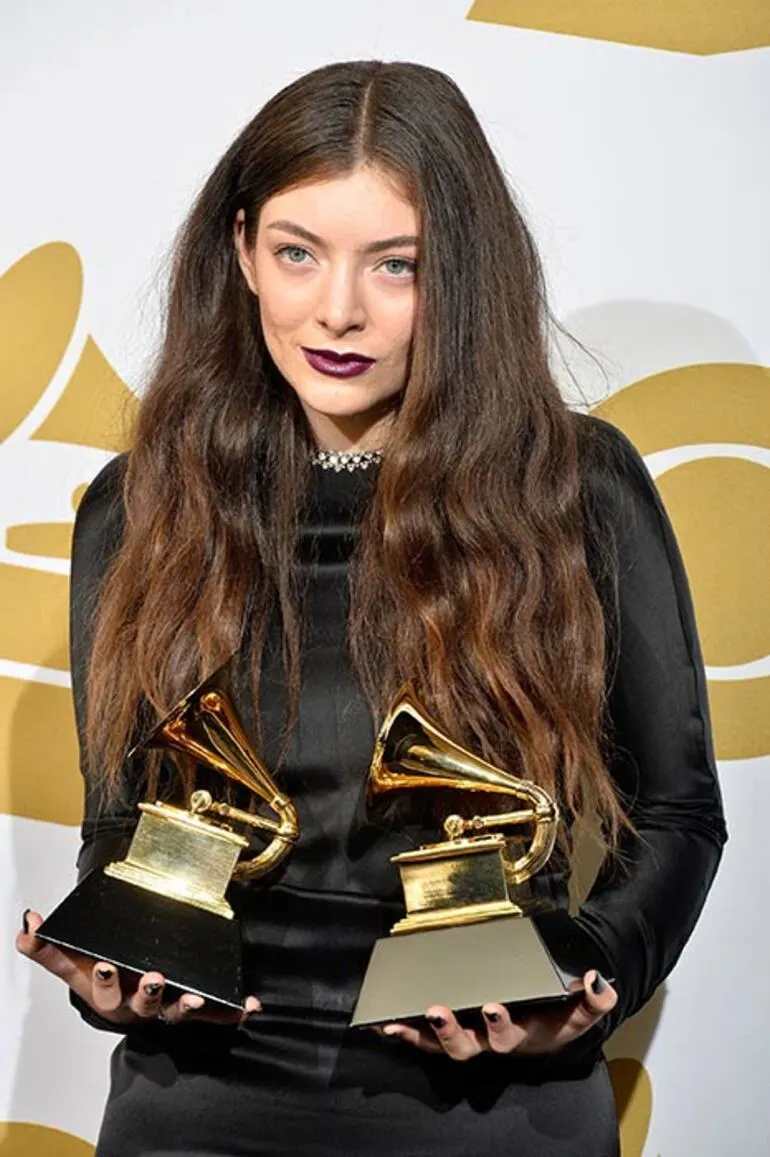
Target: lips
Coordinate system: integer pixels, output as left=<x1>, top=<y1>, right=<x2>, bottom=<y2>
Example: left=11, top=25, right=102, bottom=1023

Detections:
left=301, top=347, right=376, bottom=379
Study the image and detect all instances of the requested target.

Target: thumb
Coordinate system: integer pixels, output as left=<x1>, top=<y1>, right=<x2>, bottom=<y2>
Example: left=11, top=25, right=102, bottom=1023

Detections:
left=582, top=970, right=618, bottom=1018
left=15, top=909, right=83, bottom=984
left=15, top=909, right=46, bottom=959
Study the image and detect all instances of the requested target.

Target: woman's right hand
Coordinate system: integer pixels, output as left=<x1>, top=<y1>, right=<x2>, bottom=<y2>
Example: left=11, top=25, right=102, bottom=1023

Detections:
left=16, top=909, right=261, bottom=1027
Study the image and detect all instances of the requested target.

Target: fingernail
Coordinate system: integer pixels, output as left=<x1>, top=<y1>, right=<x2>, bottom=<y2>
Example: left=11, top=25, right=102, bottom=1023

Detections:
left=592, top=972, right=607, bottom=995
left=483, top=1009, right=501, bottom=1023
left=244, top=996, right=261, bottom=1014
left=382, top=1024, right=401, bottom=1036
left=181, top=995, right=204, bottom=1011
left=426, top=1015, right=446, bottom=1029
left=95, top=966, right=115, bottom=981
left=144, top=983, right=163, bottom=997
left=22, top=908, right=30, bottom=934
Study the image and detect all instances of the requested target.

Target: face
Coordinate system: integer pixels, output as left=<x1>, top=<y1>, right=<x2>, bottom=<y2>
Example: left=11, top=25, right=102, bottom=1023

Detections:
left=234, top=165, right=418, bottom=450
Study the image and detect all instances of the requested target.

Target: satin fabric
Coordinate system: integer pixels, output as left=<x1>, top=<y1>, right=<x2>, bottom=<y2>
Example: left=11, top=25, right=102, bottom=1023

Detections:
left=68, top=416, right=726, bottom=1156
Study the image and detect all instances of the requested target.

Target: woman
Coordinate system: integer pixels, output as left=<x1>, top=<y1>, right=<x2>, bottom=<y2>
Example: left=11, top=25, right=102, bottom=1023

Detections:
left=17, top=60, right=726, bottom=1156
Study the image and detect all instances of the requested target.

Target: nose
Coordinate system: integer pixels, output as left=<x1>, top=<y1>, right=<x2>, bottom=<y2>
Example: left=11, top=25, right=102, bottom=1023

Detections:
left=315, top=264, right=366, bottom=336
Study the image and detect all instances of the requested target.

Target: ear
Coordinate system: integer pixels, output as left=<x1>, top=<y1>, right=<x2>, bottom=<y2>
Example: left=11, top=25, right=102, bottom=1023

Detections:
left=233, top=209, right=259, bottom=297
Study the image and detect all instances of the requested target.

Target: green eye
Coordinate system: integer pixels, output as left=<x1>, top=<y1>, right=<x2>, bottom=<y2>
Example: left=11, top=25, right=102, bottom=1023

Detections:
left=382, top=258, right=416, bottom=277
left=278, top=245, right=310, bottom=264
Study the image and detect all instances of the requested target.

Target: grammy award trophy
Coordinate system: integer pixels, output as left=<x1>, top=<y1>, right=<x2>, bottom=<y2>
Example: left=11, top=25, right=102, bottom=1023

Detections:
left=37, top=666, right=299, bottom=1008
left=351, top=686, right=590, bottom=1026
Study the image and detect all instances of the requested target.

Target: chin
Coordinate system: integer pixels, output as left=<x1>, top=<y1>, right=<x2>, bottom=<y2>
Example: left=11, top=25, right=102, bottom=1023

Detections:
left=307, top=400, right=384, bottom=424
left=293, top=378, right=386, bottom=417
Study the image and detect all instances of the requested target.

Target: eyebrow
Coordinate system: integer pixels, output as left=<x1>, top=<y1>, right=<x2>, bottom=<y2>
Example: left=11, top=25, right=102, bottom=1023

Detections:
left=266, top=219, right=418, bottom=255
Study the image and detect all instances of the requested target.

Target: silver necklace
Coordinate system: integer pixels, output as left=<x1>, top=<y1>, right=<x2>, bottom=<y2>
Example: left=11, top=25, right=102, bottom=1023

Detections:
left=311, top=448, right=383, bottom=472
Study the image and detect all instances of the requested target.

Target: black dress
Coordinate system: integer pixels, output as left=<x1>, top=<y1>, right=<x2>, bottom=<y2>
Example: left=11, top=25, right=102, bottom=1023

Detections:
left=68, top=417, right=726, bottom=1157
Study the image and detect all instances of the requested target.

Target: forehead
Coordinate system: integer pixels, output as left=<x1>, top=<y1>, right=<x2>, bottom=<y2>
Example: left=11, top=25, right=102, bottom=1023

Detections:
left=259, top=166, right=418, bottom=241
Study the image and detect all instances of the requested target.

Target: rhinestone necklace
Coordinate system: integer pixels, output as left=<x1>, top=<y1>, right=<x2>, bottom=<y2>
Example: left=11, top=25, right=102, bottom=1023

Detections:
left=311, top=448, right=383, bottom=472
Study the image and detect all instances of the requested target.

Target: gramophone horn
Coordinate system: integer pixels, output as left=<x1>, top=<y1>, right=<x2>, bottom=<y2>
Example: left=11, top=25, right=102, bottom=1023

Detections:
left=368, top=684, right=558, bottom=885
left=133, top=665, right=299, bottom=880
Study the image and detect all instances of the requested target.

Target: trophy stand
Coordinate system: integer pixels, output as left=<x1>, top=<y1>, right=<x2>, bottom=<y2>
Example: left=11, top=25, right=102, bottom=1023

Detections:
left=38, top=669, right=299, bottom=1009
left=351, top=687, right=589, bottom=1027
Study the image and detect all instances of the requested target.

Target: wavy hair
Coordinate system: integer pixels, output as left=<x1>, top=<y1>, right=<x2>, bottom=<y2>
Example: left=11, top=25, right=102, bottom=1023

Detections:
left=86, top=61, right=627, bottom=851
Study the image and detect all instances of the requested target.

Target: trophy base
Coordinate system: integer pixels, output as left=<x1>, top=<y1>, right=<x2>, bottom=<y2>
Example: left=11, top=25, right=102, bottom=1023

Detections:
left=105, top=859, right=235, bottom=919
left=350, top=910, right=589, bottom=1027
left=37, top=867, right=244, bottom=1009
left=390, top=897, right=523, bottom=934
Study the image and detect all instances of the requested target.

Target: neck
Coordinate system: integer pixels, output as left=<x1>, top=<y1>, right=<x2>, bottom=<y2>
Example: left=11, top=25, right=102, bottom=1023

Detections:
left=302, top=403, right=396, bottom=452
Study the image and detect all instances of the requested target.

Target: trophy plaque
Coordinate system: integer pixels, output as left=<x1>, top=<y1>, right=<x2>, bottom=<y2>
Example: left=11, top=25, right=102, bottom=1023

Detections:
left=37, top=667, right=299, bottom=1008
left=351, top=686, right=589, bottom=1027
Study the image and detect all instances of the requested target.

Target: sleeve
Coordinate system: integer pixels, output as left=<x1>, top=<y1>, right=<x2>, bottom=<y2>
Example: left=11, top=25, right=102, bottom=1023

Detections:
left=69, top=452, right=144, bottom=874
left=570, top=417, right=728, bottom=1038
left=67, top=453, right=145, bottom=1031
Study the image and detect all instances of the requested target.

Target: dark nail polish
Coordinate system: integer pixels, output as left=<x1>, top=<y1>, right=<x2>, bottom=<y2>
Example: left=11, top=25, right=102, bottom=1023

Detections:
left=426, top=1015, right=446, bottom=1029
left=96, top=966, right=114, bottom=981
left=484, top=1010, right=501, bottom=1023
left=592, top=972, right=607, bottom=995
left=22, top=908, right=30, bottom=934
left=144, top=983, right=163, bottom=997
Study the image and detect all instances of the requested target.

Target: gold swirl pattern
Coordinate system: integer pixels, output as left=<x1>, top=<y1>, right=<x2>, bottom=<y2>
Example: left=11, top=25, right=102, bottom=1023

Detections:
left=466, top=0, right=770, bottom=55
left=0, top=244, right=137, bottom=825
left=0, top=1122, right=94, bottom=1155
left=593, top=363, right=770, bottom=761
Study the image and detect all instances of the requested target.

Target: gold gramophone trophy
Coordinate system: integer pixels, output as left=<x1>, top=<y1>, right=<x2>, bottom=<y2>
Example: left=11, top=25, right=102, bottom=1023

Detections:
left=352, top=686, right=588, bottom=1026
left=37, top=666, right=298, bottom=1008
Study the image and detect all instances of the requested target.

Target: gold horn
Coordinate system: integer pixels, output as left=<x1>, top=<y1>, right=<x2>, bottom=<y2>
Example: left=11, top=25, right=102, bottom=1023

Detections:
left=370, top=684, right=558, bottom=890
left=130, top=665, right=299, bottom=883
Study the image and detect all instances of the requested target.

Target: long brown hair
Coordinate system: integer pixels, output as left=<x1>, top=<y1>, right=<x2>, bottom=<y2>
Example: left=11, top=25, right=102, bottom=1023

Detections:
left=87, top=61, right=626, bottom=850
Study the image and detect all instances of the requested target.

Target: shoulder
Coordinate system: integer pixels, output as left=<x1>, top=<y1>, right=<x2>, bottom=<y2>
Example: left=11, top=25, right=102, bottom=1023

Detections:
left=572, top=413, right=688, bottom=617
left=575, top=413, right=649, bottom=495
left=71, top=454, right=128, bottom=572
left=574, top=412, right=664, bottom=541
left=573, top=412, right=694, bottom=633
left=73, top=454, right=127, bottom=536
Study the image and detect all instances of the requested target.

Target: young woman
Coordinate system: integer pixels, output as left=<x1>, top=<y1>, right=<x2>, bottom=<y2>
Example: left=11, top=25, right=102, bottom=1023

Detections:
left=17, top=60, right=726, bottom=1156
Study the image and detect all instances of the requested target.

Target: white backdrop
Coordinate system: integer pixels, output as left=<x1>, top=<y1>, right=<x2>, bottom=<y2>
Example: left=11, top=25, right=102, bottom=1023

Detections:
left=1, top=2, right=768, bottom=1154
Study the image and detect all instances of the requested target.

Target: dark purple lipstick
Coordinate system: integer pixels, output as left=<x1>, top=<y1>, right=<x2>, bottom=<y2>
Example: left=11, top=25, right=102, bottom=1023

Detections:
left=301, top=347, right=376, bottom=378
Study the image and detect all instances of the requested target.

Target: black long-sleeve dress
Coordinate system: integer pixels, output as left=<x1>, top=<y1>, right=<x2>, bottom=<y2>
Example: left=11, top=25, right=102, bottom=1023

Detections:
left=68, top=416, right=726, bottom=1157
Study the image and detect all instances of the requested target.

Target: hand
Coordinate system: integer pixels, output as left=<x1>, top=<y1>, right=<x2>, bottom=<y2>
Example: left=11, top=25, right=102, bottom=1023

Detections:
left=377, top=969, right=617, bottom=1061
left=16, top=909, right=260, bottom=1027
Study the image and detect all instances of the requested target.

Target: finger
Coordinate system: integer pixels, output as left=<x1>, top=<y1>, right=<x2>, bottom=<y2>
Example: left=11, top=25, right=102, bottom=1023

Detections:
left=161, top=993, right=258, bottom=1027
left=481, top=1003, right=528, bottom=1054
left=15, top=910, right=84, bottom=983
left=425, top=1006, right=486, bottom=1062
left=127, top=972, right=166, bottom=1019
left=15, top=909, right=43, bottom=957
left=377, top=1022, right=443, bottom=1054
left=537, top=971, right=619, bottom=1051
left=582, top=971, right=618, bottom=1017
left=554, top=970, right=617, bottom=1039
left=160, top=993, right=206, bottom=1025
left=239, top=995, right=262, bottom=1024
left=185, top=996, right=254, bottom=1026
left=90, top=962, right=125, bottom=1014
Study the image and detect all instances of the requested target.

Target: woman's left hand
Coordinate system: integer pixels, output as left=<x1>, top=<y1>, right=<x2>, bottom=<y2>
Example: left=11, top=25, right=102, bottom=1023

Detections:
left=377, top=969, right=617, bottom=1060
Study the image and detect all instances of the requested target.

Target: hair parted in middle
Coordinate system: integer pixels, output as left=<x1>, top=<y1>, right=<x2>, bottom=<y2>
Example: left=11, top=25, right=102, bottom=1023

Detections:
left=85, top=59, right=628, bottom=856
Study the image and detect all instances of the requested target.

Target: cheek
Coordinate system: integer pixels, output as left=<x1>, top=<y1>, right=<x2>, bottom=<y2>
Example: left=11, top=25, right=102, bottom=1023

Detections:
left=373, top=292, right=416, bottom=361
left=389, top=303, right=416, bottom=362
left=254, top=262, right=310, bottom=337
